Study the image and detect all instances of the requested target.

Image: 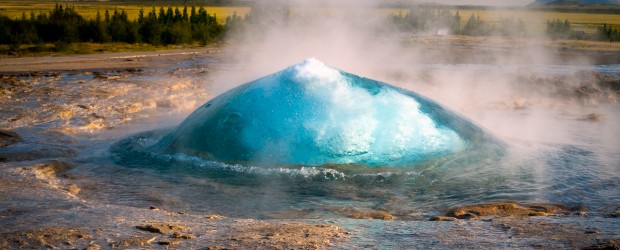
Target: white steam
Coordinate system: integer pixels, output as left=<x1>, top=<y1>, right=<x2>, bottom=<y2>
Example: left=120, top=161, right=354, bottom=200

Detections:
left=208, top=1, right=617, bottom=146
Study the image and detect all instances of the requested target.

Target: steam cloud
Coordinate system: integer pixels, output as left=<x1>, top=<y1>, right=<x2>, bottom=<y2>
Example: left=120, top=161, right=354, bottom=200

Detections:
left=208, top=0, right=616, bottom=148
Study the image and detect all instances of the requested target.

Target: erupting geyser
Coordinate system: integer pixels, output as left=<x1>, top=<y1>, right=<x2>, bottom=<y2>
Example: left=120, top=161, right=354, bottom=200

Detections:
left=152, top=59, right=500, bottom=167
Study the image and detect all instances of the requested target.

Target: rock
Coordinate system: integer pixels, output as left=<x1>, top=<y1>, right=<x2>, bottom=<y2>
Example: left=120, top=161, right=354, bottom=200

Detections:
left=0, top=129, right=21, bottom=147
left=169, top=83, right=187, bottom=91
left=85, top=243, right=100, bottom=250
left=583, top=239, right=620, bottom=250
left=92, top=72, right=106, bottom=79
left=92, top=72, right=122, bottom=80
left=30, top=160, right=75, bottom=179
left=76, top=104, right=91, bottom=110
left=609, top=208, right=620, bottom=218
left=575, top=85, right=601, bottom=98
left=579, top=113, right=604, bottom=122
left=229, top=222, right=346, bottom=249
left=64, top=184, right=80, bottom=195
left=135, top=223, right=188, bottom=234
left=445, top=202, right=576, bottom=219
left=490, top=216, right=608, bottom=248
left=430, top=216, right=457, bottom=221
left=157, top=240, right=179, bottom=246
left=0, top=146, right=76, bottom=162
left=111, top=236, right=156, bottom=248
left=0, top=228, right=91, bottom=249
left=205, top=214, right=225, bottom=219
left=205, top=246, right=226, bottom=250
left=343, top=209, right=397, bottom=220
left=125, top=67, right=142, bottom=72
left=171, top=232, right=193, bottom=239
left=107, top=75, right=122, bottom=80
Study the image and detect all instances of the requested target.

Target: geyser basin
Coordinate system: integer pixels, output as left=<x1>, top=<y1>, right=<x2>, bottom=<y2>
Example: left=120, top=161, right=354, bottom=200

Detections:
left=152, top=59, right=501, bottom=167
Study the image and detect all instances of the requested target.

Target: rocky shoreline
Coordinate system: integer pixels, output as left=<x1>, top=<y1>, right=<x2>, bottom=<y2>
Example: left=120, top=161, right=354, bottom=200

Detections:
left=1, top=156, right=618, bottom=249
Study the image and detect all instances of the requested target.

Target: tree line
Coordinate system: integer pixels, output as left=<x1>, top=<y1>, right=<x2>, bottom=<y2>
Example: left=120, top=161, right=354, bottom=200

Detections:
left=1, top=4, right=619, bottom=52
left=0, top=4, right=225, bottom=49
left=596, top=23, right=620, bottom=42
left=392, top=7, right=526, bottom=37
left=547, top=19, right=620, bottom=42
left=393, top=7, right=618, bottom=41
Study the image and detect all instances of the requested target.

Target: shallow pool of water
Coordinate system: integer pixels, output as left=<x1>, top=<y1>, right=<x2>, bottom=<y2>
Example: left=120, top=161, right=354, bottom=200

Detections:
left=60, top=63, right=620, bottom=221
left=2, top=59, right=618, bottom=248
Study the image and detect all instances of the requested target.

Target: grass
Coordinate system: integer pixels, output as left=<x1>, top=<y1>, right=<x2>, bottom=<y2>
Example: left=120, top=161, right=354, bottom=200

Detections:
left=451, top=9, right=620, bottom=34
left=421, top=35, right=620, bottom=51
left=1, top=1, right=618, bottom=35
left=0, top=0, right=250, bottom=23
left=285, top=6, right=620, bottom=35
left=0, top=42, right=211, bottom=58
left=1, top=1, right=619, bottom=57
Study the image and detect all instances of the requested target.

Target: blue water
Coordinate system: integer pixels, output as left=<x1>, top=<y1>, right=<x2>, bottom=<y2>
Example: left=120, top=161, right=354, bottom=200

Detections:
left=3, top=57, right=617, bottom=248
left=103, top=60, right=620, bottom=219
left=133, top=59, right=502, bottom=168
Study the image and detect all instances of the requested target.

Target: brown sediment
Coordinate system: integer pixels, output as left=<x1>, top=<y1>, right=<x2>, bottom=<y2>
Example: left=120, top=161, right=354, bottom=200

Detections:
left=444, top=202, right=578, bottom=219
left=135, top=223, right=188, bottom=234
left=85, top=243, right=101, bottom=250
left=331, top=207, right=397, bottom=220
left=429, top=216, right=457, bottom=221
left=346, top=210, right=397, bottom=220
left=29, top=160, right=74, bottom=179
left=172, top=232, right=194, bottom=239
left=0, top=53, right=211, bottom=134
left=205, top=214, right=226, bottom=219
left=579, top=113, right=604, bottom=122
left=609, top=208, right=620, bottom=218
left=528, top=72, right=620, bottom=106
left=15, top=160, right=83, bottom=197
left=0, top=228, right=92, bottom=249
left=0, top=143, right=76, bottom=162
left=64, top=183, right=80, bottom=196
left=583, top=239, right=620, bottom=250
left=157, top=240, right=180, bottom=245
left=0, top=161, right=348, bottom=249
left=0, top=49, right=218, bottom=72
left=0, top=129, right=21, bottom=148
left=490, top=217, right=615, bottom=249
left=226, top=222, right=347, bottom=250
left=111, top=236, right=157, bottom=248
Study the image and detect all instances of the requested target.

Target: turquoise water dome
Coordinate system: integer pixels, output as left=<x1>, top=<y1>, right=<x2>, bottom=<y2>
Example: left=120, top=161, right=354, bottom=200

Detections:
left=153, top=59, right=499, bottom=167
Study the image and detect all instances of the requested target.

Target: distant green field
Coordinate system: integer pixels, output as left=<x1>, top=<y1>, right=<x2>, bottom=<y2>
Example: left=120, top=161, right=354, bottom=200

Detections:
left=0, top=1, right=250, bottom=23
left=289, top=7, right=620, bottom=35
left=1, top=1, right=619, bottom=35
left=452, top=9, right=620, bottom=34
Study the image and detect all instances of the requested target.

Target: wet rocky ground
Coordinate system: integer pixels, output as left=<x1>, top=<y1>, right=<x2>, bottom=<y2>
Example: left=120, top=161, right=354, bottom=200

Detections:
left=1, top=46, right=619, bottom=249
left=0, top=161, right=347, bottom=249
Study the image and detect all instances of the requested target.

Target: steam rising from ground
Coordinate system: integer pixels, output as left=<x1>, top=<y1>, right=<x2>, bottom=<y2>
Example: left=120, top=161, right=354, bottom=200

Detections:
left=1, top=3, right=619, bottom=248
left=212, top=2, right=618, bottom=146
